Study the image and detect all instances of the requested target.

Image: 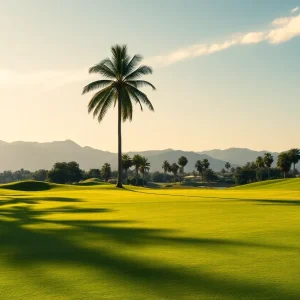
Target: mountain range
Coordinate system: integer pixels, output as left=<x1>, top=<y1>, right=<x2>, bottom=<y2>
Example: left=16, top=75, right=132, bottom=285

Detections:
left=0, top=140, right=297, bottom=172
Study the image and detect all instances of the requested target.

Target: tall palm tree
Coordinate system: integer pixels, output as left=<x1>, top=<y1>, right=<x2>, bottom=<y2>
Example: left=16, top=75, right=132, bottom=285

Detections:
left=132, top=154, right=143, bottom=185
left=277, top=152, right=292, bottom=178
left=195, top=160, right=204, bottom=181
left=122, top=154, right=132, bottom=184
left=139, top=157, right=150, bottom=186
left=263, top=153, right=274, bottom=180
left=288, top=148, right=300, bottom=177
left=256, top=156, right=265, bottom=181
left=162, top=160, right=170, bottom=181
left=82, top=45, right=156, bottom=188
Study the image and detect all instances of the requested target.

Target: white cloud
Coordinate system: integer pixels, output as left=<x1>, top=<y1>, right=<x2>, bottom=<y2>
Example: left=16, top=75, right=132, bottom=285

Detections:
left=291, top=7, right=299, bottom=13
left=147, top=11, right=300, bottom=67
left=240, top=32, right=266, bottom=44
left=267, top=14, right=300, bottom=44
left=2, top=10, right=300, bottom=86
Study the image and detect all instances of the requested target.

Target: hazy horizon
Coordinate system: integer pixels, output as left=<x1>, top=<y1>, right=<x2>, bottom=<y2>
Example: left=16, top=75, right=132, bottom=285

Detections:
left=1, top=0, right=300, bottom=153
left=0, top=138, right=286, bottom=153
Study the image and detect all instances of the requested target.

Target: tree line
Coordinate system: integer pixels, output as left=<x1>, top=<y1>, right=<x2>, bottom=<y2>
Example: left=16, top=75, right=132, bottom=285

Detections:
left=229, top=148, right=299, bottom=184
left=0, top=149, right=298, bottom=185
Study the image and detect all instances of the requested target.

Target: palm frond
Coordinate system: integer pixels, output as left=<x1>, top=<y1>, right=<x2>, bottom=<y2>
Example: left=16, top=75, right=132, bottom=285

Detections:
left=120, top=88, right=133, bottom=122
left=126, top=87, right=143, bottom=111
left=97, top=88, right=117, bottom=122
left=91, top=90, right=112, bottom=118
left=111, top=45, right=129, bottom=78
left=89, top=61, right=116, bottom=78
left=126, top=85, right=154, bottom=112
left=87, top=86, right=112, bottom=114
left=123, top=54, right=143, bottom=77
left=82, top=80, right=113, bottom=95
left=125, top=65, right=153, bottom=81
left=126, top=80, right=156, bottom=90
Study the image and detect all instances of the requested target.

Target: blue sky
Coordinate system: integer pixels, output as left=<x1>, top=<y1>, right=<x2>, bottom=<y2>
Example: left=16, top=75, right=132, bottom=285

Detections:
left=0, top=0, right=299, bottom=152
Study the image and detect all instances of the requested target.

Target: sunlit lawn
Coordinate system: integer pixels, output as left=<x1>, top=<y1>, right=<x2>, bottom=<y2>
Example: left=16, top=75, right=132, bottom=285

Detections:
left=0, top=179, right=300, bottom=299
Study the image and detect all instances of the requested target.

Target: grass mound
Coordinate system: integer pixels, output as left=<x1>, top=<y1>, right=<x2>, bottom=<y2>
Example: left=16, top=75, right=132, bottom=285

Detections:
left=232, top=178, right=300, bottom=191
left=0, top=180, right=53, bottom=191
left=77, top=178, right=111, bottom=186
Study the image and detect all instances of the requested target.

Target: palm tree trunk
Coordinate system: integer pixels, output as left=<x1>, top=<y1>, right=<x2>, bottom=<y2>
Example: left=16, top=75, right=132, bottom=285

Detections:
left=294, top=163, right=296, bottom=177
left=116, top=97, right=123, bottom=188
left=143, top=172, right=145, bottom=186
left=136, top=168, right=138, bottom=185
left=268, top=167, right=270, bottom=180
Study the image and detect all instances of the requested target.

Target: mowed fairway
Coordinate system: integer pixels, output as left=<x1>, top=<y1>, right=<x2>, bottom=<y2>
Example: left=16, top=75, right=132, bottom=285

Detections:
left=1, top=179, right=300, bottom=300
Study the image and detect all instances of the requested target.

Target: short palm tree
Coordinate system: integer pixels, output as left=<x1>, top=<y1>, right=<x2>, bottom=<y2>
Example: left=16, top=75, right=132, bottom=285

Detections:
left=263, top=153, right=274, bottom=180
left=178, top=156, right=188, bottom=175
left=122, top=154, right=133, bottom=184
left=277, top=152, right=292, bottom=178
left=202, top=159, right=210, bottom=171
left=195, top=160, right=204, bottom=181
left=225, top=162, right=231, bottom=173
left=101, top=163, right=111, bottom=182
left=82, top=45, right=155, bottom=188
left=139, top=157, right=150, bottom=186
left=256, top=156, right=265, bottom=181
left=132, top=154, right=143, bottom=185
left=162, top=160, right=171, bottom=181
left=288, top=148, right=300, bottom=177
left=170, top=163, right=180, bottom=183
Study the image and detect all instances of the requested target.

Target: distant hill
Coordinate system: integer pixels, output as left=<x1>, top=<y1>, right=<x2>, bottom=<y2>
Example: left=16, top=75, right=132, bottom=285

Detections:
left=0, top=141, right=297, bottom=172
left=0, top=140, right=115, bottom=171
left=199, top=148, right=299, bottom=168
left=0, top=140, right=235, bottom=172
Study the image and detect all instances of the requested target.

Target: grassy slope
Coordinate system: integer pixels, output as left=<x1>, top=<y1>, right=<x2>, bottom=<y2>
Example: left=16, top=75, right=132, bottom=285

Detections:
left=0, top=179, right=300, bottom=300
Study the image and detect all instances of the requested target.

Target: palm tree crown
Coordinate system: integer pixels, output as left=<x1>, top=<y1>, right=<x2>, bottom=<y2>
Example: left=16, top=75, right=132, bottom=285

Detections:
left=256, top=156, right=265, bottom=169
left=178, top=156, right=188, bottom=173
left=122, top=154, right=133, bottom=184
left=288, top=148, right=300, bottom=177
left=225, top=162, right=231, bottom=172
left=202, top=159, right=210, bottom=171
left=263, top=153, right=274, bottom=168
left=82, top=45, right=155, bottom=188
left=162, top=160, right=171, bottom=173
left=195, top=160, right=204, bottom=180
left=264, top=153, right=274, bottom=180
left=139, top=157, right=151, bottom=186
left=170, top=163, right=180, bottom=182
left=277, top=152, right=292, bottom=178
left=132, top=154, right=143, bottom=185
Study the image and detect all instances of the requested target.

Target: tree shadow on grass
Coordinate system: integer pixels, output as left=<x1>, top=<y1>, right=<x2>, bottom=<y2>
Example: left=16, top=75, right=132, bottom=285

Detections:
left=0, top=203, right=299, bottom=299
left=0, top=196, right=83, bottom=207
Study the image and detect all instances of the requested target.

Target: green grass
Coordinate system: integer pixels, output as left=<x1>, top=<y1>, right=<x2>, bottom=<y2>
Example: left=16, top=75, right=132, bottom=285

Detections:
left=1, top=179, right=300, bottom=299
